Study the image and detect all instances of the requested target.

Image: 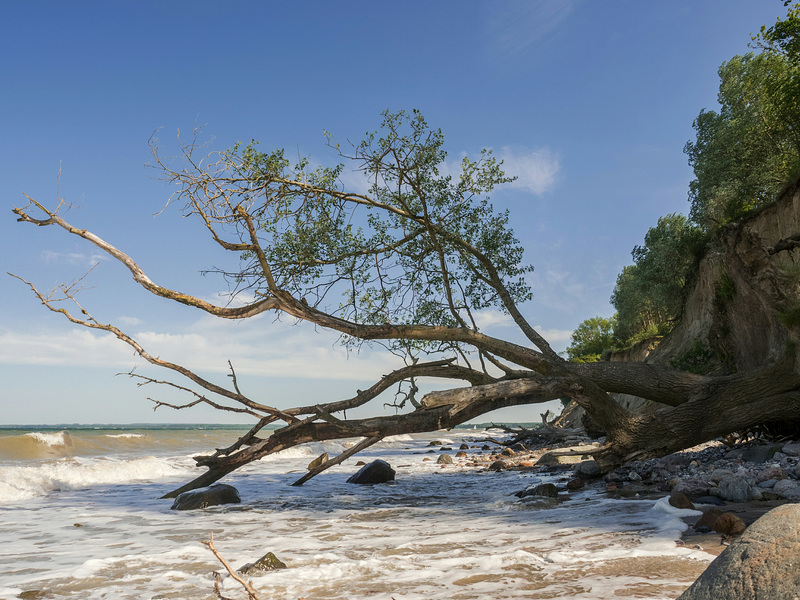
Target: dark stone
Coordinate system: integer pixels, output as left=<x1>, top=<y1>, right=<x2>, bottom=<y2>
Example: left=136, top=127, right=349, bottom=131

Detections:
left=437, top=453, right=453, bottom=464
left=694, top=495, right=726, bottom=506
left=713, top=513, right=746, bottom=536
left=500, top=448, right=515, bottom=457
left=573, top=460, right=601, bottom=479
left=346, top=459, right=395, bottom=484
left=694, top=508, right=724, bottom=531
left=679, top=504, right=800, bottom=599
left=488, top=460, right=506, bottom=471
left=671, top=478, right=711, bottom=499
left=566, top=477, right=585, bottom=490
left=726, top=443, right=784, bottom=464
left=170, top=484, right=241, bottom=511
left=669, top=492, right=695, bottom=510
left=516, top=483, right=559, bottom=499
left=459, top=443, right=470, bottom=450
left=427, top=440, right=443, bottom=446
left=237, top=551, right=287, bottom=575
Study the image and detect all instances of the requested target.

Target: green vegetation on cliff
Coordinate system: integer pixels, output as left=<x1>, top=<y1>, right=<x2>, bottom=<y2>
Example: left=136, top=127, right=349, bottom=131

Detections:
left=569, top=2, right=800, bottom=360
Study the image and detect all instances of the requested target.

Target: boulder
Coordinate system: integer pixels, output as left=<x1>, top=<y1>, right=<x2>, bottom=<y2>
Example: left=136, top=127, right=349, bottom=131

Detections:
left=237, top=551, right=287, bottom=575
left=170, top=484, right=241, bottom=511
left=573, top=459, right=601, bottom=479
left=694, top=508, right=724, bottom=532
left=716, top=476, right=754, bottom=503
left=669, top=492, right=696, bottom=510
left=566, top=477, right=585, bottom=491
left=713, top=512, right=746, bottom=536
left=781, top=442, right=800, bottom=456
left=726, top=443, right=783, bottom=464
left=516, top=483, right=559, bottom=499
left=756, top=466, right=789, bottom=484
left=772, top=478, right=800, bottom=500
left=487, top=460, right=507, bottom=471
left=678, top=503, right=800, bottom=599
left=346, top=460, right=395, bottom=484
left=436, top=453, right=453, bottom=465
left=672, top=478, right=710, bottom=499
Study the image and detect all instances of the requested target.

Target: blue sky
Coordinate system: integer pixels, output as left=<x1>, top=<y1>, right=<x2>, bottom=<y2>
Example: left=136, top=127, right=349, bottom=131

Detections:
left=0, top=1, right=786, bottom=425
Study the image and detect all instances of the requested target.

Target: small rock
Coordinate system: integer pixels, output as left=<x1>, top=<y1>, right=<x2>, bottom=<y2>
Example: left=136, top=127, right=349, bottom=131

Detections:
left=516, top=483, right=559, bottom=499
left=428, top=440, right=443, bottom=446
left=346, top=460, right=395, bottom=484
left=713, top=513, right=746, bottom=536
left=627, top=471, right=642, bottom=482
left=422, top=457, right=433, bottom=462
left=708, top=469, right=735, bottom=483
left=672, top=479, right=711, bottom=499
left=756, top=466, right=789, bottom=484
left=307, top=453, right=329, bottom=470
left=437, top=454, right=453, bottom=465
left=459, top=443, right=470, bottom=450
left=500, top=448, right=515, bottom=457
left=455, top=451, right=467, bottom=458
left=669, top=492, right=696, bottom=510
left=758, top=479, right=779, bottom=489
left=355, top=460, right=366, bottom=466
left=488, top=460, right=507, bottom=471
left=170, top=484, right=241, bottom=511
left=566, top=477, right=585, bottom=490
left=694, top=508, right=724, bottom=531
left=237, top=551, right=287, bottom=575
left=727, top=443, right=783, bottom=464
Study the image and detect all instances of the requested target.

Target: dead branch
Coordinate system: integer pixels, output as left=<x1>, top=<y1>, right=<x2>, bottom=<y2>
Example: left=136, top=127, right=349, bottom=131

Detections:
left=203, top=533, right=263, bottom=600
left=291, top=435, right=383, bottom=486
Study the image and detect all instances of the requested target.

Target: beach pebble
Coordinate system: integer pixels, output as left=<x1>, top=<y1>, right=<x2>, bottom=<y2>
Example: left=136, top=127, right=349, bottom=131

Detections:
left=437, top=453, right=453, bottom=465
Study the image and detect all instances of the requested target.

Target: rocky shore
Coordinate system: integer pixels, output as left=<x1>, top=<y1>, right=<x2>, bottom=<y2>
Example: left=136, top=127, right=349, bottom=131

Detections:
left=429, top=430, right=800, bottom=558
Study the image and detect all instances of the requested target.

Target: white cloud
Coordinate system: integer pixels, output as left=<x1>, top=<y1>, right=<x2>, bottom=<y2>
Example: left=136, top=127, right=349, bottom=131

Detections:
left=0, top=315, right=403, bottom=384
left=41, top=250, right=108, bottom=267
left=497, top=146, right=560, bottom=195
left=473, top=309, right=514, bottom=331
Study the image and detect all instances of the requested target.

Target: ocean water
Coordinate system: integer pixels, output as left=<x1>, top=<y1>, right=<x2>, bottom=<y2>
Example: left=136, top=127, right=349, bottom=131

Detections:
left=0, top=425, right=711, bottom=599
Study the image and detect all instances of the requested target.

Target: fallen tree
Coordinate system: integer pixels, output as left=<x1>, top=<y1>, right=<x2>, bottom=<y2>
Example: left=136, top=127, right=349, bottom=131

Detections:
left=12, top=111, right=800, bottom=498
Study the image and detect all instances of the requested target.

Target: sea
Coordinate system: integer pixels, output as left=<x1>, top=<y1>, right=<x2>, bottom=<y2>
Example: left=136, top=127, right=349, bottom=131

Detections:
left=0, top=424, right=712, bottom=600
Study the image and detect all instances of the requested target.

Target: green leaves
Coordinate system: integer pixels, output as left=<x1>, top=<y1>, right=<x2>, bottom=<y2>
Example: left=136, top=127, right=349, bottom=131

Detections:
left=685, top=42, right=800, bottom=230
left=185, top=111, right=535, bottom=357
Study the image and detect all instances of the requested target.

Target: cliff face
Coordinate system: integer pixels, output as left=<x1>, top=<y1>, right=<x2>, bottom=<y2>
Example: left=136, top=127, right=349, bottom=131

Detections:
left=558, top=178, right=800, bottom=428
left=655, top=178, right=800, bottom=375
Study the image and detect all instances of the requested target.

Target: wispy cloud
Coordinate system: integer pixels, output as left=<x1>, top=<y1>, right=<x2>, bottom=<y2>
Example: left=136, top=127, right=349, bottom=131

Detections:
left=41, top=250, right=108, bottom=268
left=497, top=146, right=560, bottom=195
left=485, top=0, right=575, bottom=62
left=0, top=315, right=403, bottom=384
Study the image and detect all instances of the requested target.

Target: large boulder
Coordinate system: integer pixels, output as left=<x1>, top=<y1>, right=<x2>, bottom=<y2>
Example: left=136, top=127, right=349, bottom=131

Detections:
left=678, top=503, right=800, bottom=599
left=170, top=483, right=241, bottom=511
left=346, top=459, right=395, bottom=484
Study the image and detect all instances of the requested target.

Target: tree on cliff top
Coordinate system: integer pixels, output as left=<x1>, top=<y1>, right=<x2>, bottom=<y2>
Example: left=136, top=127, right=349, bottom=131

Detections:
left=13, top=110, right=800, bottom=498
